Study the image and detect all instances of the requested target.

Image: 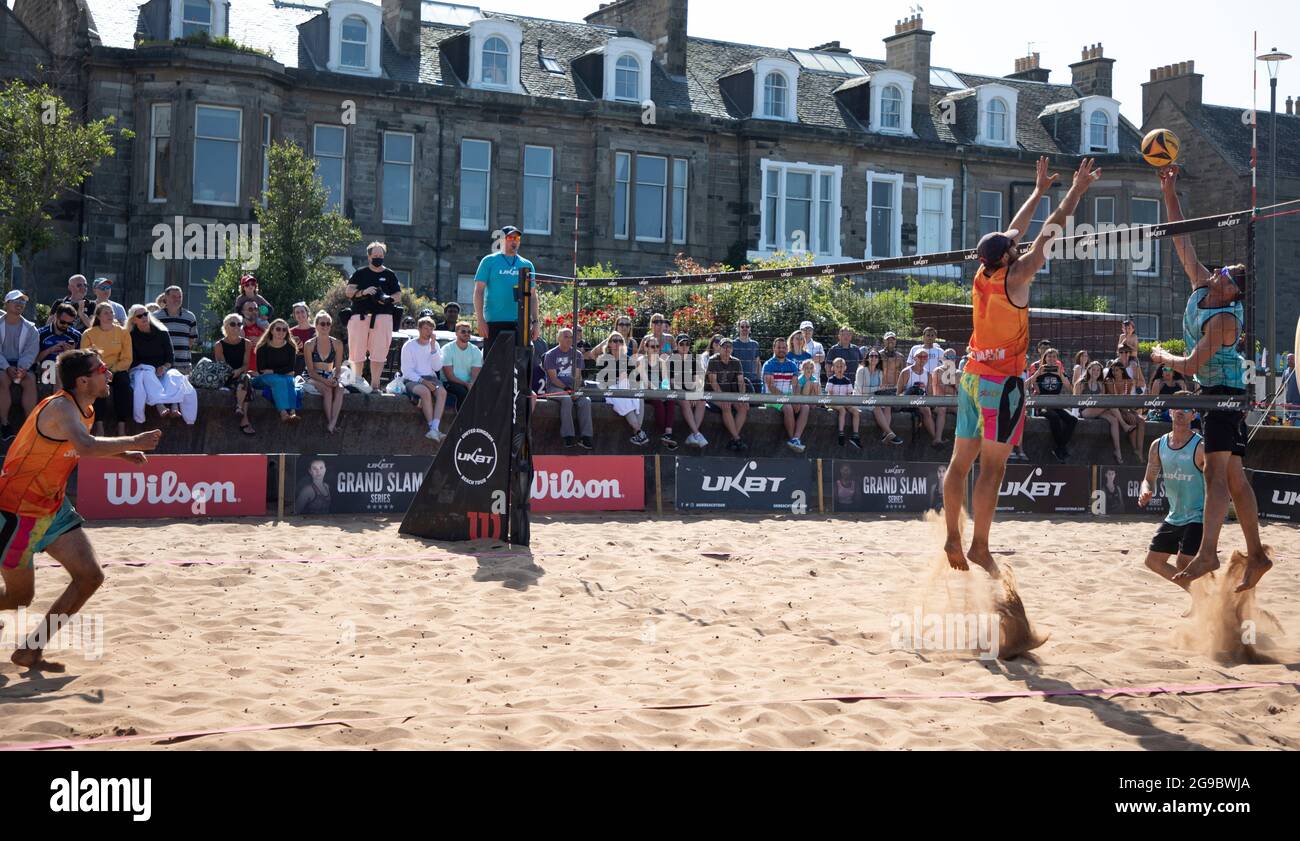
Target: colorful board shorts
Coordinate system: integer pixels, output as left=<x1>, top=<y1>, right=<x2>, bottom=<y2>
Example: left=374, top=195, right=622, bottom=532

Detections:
left=956, top=372, right=1026, bottom=446
left=0, top=496, right=84, bottom=571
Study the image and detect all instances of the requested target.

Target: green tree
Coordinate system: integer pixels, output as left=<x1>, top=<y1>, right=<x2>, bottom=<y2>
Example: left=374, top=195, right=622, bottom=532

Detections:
left=0, top=80, right=127, bottom=291
left=206, top=139, right=360, bottom=335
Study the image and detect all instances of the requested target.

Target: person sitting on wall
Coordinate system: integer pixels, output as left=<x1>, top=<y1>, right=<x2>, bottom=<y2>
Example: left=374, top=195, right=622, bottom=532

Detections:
left=399, top=316, right=447, bottom=442
left=0, top=290, right=39, bottom=435
left=36, top=303, right=82, bottom=388
left=303, top=310, right=346, bottom=435
left=544, top=327, right=594, bottom=450
left=251, top=319, right=303, bottom=425
left=440, top=321, right=482, bottom=411
left=127, top=304, right=197, bottom=425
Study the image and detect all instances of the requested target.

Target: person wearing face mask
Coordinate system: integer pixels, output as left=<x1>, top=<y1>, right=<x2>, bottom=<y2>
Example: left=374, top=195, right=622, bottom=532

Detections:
left=346, top=242, right=403, bottom=391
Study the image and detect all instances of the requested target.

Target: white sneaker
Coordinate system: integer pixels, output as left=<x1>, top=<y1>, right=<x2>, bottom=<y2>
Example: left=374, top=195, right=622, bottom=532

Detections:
left=426, top=426, right=442, bottom=441
left=695, top=432, right=709, bottom=447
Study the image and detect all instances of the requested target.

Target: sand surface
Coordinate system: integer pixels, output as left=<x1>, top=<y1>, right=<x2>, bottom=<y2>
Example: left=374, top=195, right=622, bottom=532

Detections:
left=1, top=514, right=1296, bottom=750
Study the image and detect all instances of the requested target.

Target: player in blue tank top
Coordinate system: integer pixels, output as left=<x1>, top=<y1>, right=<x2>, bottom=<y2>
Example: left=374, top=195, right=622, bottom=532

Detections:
left=1149, top=165, right=1273, bottom=593
left=1138, top=399, right=1206, bottom=592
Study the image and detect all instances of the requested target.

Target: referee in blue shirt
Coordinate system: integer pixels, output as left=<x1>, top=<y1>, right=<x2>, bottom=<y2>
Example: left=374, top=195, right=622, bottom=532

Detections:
left=473, top=226, right=539, bottom=352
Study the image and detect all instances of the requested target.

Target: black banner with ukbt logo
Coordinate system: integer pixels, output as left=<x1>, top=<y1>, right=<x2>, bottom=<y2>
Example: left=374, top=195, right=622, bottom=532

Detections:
left=675, top=457, right=817, bottom=513
left=984, top=463, right=1093, bottom=514
left=399, top=337, right=516, bottom=542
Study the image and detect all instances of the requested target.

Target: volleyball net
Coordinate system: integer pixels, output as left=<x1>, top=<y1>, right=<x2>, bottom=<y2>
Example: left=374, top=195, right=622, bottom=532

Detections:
left=534, top=203, right=1282, bottom=413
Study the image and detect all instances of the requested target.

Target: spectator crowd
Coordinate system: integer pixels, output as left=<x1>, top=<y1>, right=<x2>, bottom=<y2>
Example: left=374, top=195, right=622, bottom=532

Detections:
left=6, top=231, right=1269, bottom=460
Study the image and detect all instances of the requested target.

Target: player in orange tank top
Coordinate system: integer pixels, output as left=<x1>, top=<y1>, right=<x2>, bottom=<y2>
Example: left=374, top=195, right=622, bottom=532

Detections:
left=941, top=157, right=1101, bottom=590
left=0, top=349, right=160, bottom=672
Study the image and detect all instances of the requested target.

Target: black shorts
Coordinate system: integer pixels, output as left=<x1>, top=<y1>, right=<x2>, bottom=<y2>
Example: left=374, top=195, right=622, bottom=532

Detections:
left=1199, top=386, right=1247, bottom=457
left=1149, top=520, right=1204, bottom=557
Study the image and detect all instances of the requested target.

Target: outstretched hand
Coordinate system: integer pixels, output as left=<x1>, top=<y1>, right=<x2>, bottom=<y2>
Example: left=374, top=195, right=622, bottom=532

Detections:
left=1070, top=158, right=1102, bottom=193
left=1035, top=156, right=1060, bottom=192
left=1159, top=164, right=1181, bottom=194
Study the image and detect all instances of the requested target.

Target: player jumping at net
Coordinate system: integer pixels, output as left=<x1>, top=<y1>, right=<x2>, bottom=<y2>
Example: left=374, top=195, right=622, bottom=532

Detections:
left=1149, top=164, right=1273, bottom=592
left=0, top=349, right=161, bottom=671
left=943, top=156, right=1101, bottom=575
left=1138, top=395, right=1205, bottom=590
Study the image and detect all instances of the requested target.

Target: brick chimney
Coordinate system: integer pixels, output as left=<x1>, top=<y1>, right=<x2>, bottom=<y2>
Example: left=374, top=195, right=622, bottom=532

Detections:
left=883, top=14, right=932, bottom=104
left=1007, top=52, right=1050, bottom=83
left=382, top=0, right=421, bottom=56
left=12, top=0, right=89, bottom=57
left=1070, top=43, right=1114, bottom=97
left=1141, top=61, right=1203, bottom=124
left=1287, top=95, right=1294, bottom=116
left=585, top=0, right=688, bottom=77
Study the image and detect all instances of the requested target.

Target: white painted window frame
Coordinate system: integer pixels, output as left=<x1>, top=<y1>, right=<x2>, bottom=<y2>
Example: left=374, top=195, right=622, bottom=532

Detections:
left=865, top=170, right=904, bottom=259
left=915, top=176, right=954, bottom=255
left=382, top=130, right=415, bottom=225
left=192, top=103, right=242, bottom=208
left=869, top=68, right=915, bottom=136
left=752, top=57, right=800, bottom=123
left=468, top=18, right=525, bottom=95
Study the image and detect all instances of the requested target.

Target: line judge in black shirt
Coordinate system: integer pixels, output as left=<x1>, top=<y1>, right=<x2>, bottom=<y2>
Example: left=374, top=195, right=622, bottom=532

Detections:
left=345, top=241, right=402, bottom=390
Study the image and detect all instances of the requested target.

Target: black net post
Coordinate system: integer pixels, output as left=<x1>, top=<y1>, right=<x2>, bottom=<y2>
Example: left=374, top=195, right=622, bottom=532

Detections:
left=509, top=266, right=535, bottom=547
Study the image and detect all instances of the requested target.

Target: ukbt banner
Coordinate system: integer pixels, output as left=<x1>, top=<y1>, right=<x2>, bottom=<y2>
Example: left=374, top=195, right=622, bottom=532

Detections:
left=77, top=455, right=268, bottom=520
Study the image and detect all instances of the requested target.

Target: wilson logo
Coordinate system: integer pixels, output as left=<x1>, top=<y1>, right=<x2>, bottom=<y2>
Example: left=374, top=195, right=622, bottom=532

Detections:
left=532, top=470, right=624, bottom=501
left=105, top=472, right=237, bottom=506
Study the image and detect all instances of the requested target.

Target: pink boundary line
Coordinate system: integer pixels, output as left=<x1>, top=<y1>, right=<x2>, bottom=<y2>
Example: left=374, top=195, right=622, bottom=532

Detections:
left=35, top=551, right=531, bottom=569
left=3, top=681, right=1294, bottom=751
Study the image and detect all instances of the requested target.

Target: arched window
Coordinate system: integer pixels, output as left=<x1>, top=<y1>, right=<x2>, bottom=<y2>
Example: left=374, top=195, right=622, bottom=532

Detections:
left=764, top=72, right=788, bottom=119
left=986, top=98, right=1008, bottom=144
left=1089, top=109, right=1110, bottom=152
left=182, top=0, right=213, bottom=37
left=340, top=15, right=368, bottom=69
left=614, top=54, right=641, bottom=101
left=881, top=85, right=903, bottom=131
left=482, top=36, right=509, bottom=86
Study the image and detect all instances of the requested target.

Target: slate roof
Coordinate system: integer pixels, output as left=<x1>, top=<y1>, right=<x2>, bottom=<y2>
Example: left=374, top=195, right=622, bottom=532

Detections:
left=1184, top=103, right=1300, bottom=178
left=74, top=0, right=1148, bottom=157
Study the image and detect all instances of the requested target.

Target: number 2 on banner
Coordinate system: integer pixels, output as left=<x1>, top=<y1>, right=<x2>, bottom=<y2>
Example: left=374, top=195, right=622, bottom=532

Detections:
left=467, top=512, right=502, bottom=539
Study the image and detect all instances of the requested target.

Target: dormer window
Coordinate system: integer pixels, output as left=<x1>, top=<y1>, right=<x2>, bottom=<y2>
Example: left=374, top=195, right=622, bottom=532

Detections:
left=482, top=37, right=509, bottom=86
left=764, top=73, right=788, bottom=118
left=169, top=0, right=226, bottom=40
left=340, top=16, right=369, bottom=69
left=986, top=98, right=1009, bottom=143
left=600, top=38, right=653, bottom=104
left=867, top=69, right=915, bottom=135
left=752, top=58, right=800, bottom=122
left=973, top=83, right=1019, bottom=147
left=614, top=55, right=641, bottom=102
left=182, top=0, right=212, bottom=36
left=468, top=18, right=525, bottom=95
left=326, top=1, right=382, bottom=78
left=1077, top=96, right=1120, bottom=154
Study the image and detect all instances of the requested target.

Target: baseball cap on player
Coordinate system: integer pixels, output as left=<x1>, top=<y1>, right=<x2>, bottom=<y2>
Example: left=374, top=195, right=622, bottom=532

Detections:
left=976, top=229, right=1021, bottom=266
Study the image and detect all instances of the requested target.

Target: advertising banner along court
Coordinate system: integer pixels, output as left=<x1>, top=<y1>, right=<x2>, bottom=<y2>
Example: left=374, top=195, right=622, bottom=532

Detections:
left=77, top=455, right=268, bottom=520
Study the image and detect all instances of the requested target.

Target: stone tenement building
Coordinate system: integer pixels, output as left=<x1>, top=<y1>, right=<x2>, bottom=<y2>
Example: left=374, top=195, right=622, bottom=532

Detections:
left=2, top=0, right=1285, bottom=345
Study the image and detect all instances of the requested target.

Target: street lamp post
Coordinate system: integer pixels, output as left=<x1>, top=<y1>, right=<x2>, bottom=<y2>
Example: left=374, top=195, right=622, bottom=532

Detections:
left=1257, top=48, right=1291, bottom=403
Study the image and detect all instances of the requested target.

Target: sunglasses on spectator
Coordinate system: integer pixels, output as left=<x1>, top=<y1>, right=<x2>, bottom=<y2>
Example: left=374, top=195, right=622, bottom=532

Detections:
left=651, top=319, right=664, bottom=325
left=134, top=313, right=148, bottom=320
left=316, top=320, right=331, bottom=327
left=273, top=327, right=288, bottom=333
left=58, top=319, right=75, bottom=327
left=610, top=339, right=624, bottom=345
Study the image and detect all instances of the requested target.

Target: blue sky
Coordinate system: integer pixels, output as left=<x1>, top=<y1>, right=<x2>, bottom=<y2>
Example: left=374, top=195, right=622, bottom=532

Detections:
left=521, top=0, right=1300, bottom=124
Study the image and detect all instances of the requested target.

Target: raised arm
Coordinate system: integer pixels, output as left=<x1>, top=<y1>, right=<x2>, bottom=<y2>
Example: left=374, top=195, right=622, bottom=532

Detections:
left=1159, top=165, right=1210, bottom=289
left=1008, top=157, right=1059, bottom=237
left=1007, top=158, right=1102, bottom=299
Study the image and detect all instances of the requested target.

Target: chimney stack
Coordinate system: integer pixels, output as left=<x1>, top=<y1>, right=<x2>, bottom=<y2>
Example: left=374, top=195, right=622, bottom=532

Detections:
left=585, top=0, right=689, bottom=77
left=1141, top=59, right=1203, bottom=125
left=883, top=13, right=932, bottom=104
left=1007, top=52, right=1050, bottom=83
left=1070, top=43, right=1114, bottom=97
left=1287, top=95, right=1294, bottom=116
left=382, top=0, right=421, bottom=56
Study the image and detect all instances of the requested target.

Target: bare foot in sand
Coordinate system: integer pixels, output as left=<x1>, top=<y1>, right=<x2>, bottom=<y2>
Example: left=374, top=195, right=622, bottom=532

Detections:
left=1173, top=553, right=1219, bottom=584
left=967, top=544, right=1002, bottom=578
left=11, top=649, right=65, bottom=672
left=944, top=537, right=968, bottom=571
left=1235, top=549, right=1274, bottom=593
